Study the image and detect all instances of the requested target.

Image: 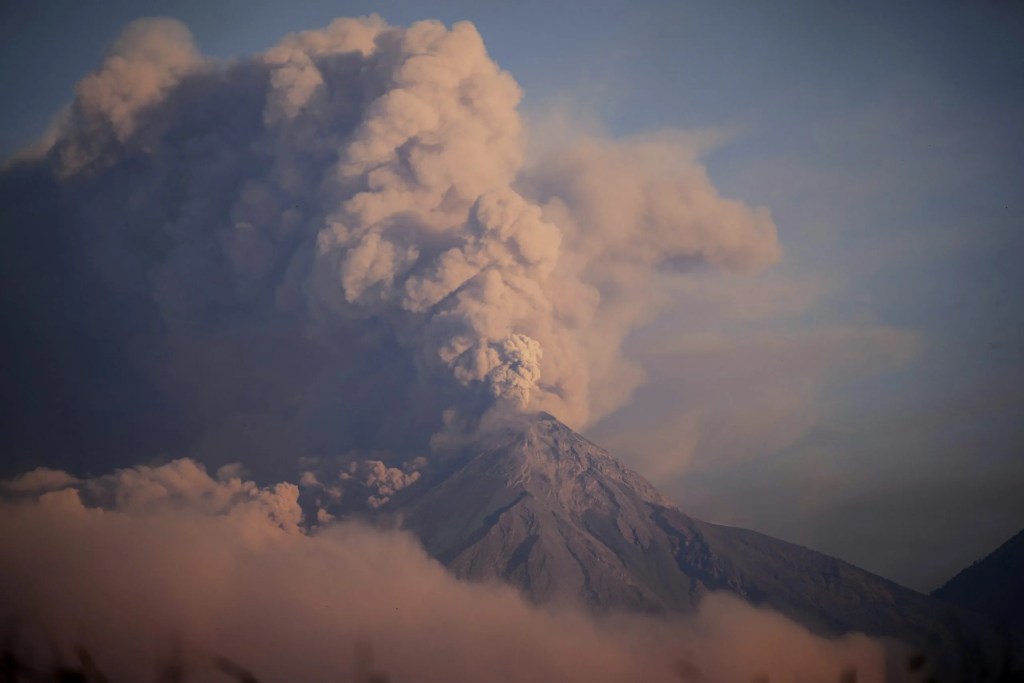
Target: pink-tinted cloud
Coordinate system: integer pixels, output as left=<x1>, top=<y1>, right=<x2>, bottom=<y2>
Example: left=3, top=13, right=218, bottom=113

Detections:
left=0, top=460, right=887, bottom=683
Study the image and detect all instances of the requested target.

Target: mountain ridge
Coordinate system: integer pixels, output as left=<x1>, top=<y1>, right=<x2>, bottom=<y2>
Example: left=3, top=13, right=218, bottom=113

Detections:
left=368, top=411, right=1016, bottom=673
left=932, top=527, right=1024, bottom=632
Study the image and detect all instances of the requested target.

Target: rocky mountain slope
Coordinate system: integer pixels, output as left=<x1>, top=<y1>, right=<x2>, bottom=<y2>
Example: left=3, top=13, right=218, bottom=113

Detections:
left=381, top=412, right=1016, bottom=674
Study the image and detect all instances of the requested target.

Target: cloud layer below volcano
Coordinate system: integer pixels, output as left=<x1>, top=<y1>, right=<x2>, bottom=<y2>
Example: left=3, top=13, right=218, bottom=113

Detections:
left=0, top=460, right=885, bottom=683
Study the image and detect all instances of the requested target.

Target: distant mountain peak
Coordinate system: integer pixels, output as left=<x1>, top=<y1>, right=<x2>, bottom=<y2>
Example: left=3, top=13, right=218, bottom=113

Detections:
left=932, top=527, right=1024, bottom=631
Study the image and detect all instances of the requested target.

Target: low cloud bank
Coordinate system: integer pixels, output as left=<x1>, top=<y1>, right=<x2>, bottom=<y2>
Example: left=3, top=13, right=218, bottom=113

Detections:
left=0, top=460, right=886, bottom=683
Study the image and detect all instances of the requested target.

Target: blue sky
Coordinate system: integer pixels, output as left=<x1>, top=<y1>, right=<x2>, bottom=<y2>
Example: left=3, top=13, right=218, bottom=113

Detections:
left=2, top=0, right=1021, bottom=591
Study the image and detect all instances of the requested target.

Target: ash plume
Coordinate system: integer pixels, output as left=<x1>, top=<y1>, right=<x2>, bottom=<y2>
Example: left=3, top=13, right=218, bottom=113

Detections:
left=0, top=15, right=779, bottom=475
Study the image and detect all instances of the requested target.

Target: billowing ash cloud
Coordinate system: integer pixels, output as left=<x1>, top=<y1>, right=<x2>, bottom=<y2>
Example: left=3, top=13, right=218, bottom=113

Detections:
left=0, top=15, right=779, bottom=474
left=0, top=461, right=885, bottom=683
left=299, top=455, right=428, bottom=514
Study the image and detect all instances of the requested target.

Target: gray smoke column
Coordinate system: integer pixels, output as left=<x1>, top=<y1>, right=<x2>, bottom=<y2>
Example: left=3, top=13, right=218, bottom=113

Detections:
left=1, top=15, right=780, bottom=470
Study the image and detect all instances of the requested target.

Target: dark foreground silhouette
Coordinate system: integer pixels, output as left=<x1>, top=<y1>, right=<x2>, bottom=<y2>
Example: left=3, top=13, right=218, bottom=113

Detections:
left=1, top=638, right=1021, bottom=683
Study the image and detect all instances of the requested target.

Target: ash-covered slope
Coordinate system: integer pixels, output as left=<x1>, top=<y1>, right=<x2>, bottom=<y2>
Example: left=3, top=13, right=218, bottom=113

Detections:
left=389, top=412, right=1012, bottom=670
left=932, top=528, right=1024, bottom=632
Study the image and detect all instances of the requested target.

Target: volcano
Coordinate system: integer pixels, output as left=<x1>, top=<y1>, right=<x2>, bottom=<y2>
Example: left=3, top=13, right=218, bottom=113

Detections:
left=376, top=412, right=1017, bottom=674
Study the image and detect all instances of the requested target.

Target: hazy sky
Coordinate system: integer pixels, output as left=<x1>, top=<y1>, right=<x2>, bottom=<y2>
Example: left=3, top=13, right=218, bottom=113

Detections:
left=1, top=0, right=1022, bottom=592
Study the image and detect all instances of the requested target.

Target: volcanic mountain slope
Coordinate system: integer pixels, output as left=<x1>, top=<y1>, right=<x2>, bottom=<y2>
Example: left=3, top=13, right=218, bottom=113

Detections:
left=385, top=412, right=1013, bottom=671
left=932, top=528, right=1024, bottom=632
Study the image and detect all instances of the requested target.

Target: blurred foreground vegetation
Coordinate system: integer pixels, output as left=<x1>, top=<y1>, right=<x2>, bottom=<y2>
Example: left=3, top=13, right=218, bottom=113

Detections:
left=1, top=637, right=1021, bottom=683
